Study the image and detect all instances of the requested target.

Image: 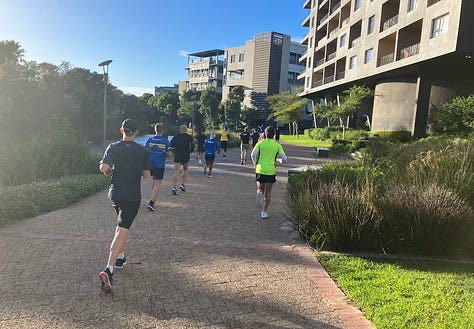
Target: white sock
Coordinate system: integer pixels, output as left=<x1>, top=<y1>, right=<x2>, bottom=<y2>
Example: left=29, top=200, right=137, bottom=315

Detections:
left=106, top=264, right=114, bottom=273
left=117, top=252, right=125, bottom=260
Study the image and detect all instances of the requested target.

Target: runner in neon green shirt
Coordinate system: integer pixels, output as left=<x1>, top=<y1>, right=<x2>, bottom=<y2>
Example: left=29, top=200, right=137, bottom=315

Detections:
left=251, top=126, right=287, bottom=219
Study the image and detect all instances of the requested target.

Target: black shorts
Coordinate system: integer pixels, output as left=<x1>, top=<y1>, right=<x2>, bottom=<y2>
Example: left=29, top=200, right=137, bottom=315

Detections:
left=205, top=154, right=215, bottom=163
left=150, top=168, right=165, bottom=180
left=112, top=201, right=141, bottom=229
left=174, top=155, right=190, bottom=164
left=255, top=173, right=276, bottom=184
left=197, top=146, right=205, bottom=152
left=220, top=141, right=228, bottom=151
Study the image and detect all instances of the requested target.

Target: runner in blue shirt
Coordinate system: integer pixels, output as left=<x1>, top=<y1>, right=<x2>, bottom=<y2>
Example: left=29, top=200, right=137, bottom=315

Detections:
left=203, top=133, right=220, bottom=178
left=144, top=123, right=172, bottom=211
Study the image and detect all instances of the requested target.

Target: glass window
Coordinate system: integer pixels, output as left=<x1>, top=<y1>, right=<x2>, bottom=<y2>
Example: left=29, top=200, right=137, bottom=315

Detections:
left=368, top=15, right=375, bottom=34
left=230, top=54, right=236, bottom=63
left=239, top=53, right=244, bottom=62
left=408, top=0, right=418, bottom=12
left=354, top=0, right=362, bottom=11
left=431, top=14, right=449, bottom=38
left=364, top=48, right=373, bottom=64
left=349, top=55, right=357, bottom=69
left=340, top=34, right=347, bottom=47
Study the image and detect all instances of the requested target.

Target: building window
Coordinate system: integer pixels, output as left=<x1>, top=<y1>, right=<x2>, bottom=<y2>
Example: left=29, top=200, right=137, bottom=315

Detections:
left=340, top=34, right=347, bottom=47
left=239, top=53, right=244, bottom=62
left=364, top=48, right=373, bottom=64
left=431, top=13, right=448, bottom=38
left=354, top=0, right=362, bottom=11
left=349, top=55, right=357, bottom=69
left=408, top=0, right=418, bottom=12
left=367, top=15, right=375, bottom=34
left=230, top=54, right=236, bottom=63
left=289, top=52, right=301, bottom=65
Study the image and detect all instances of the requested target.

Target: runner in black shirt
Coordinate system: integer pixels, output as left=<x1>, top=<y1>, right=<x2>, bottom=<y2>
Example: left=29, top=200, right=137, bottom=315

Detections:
left=170, top=125, right=194, bottom=195
left=239, top=127, right=251, bottom=165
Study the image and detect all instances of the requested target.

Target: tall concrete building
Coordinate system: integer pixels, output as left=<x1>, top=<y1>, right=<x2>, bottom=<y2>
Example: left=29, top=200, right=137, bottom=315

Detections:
left=182, top=50, right=225, bottom=94
left=223, top=32, right=306, bottom=120
left=299, top=0, right=474, bottom=136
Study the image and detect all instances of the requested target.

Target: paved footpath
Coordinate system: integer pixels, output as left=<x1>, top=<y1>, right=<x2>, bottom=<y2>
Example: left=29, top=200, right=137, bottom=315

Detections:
left=0, top=143, right=374, bottom=329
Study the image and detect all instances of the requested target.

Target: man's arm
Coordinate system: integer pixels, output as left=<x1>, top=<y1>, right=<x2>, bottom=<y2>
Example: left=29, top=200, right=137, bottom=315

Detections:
left=142, top=169, right=150, bottom=178
left=99, top=163, right=112, bottom=177
left=251, top=146, right=259, bottom=164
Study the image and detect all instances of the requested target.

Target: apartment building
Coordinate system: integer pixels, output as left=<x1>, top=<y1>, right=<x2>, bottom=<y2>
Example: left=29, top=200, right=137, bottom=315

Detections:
left=182, top=50, right=224, bottom=94
left=299, top=0, right=474, bottom=136
left=154, top=84, right=179, bottom=95
left=222, top=32, right=306, bottom=120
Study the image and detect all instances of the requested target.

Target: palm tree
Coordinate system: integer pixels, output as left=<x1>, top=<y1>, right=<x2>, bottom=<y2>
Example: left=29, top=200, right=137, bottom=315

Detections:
left=0, top=40, right=25, bottom=64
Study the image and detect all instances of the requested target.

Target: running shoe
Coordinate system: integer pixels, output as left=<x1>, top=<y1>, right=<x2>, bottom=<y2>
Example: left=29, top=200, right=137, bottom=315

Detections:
left=99, top=268, right=113, bottom=293
left=171, top=187, right=178, bottom=195
left=198, top=159, right=202, bottom=165
left=147, top=201, right=155, bottom=211
left=204, top=168, right=207, bottom=175
left=256, top=191, right=264, bottom=208
left=261, top=211, right=269, bottom=219
left=208, top=174, right=212, bottom=178
left=241, top=160, right=244, bottom=165
left=179, top=184, right=186, bottom=192
left=114, top=257, right=127, bottom=268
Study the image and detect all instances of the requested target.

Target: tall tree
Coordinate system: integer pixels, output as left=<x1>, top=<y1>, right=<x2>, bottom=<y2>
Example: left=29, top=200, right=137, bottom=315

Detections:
left=0, top=40, right=24, bottom=64
left=223, top=85, right=245, bottom=130
left=267, top=91, right=307, bottom=136
left=200, top=88, right=221, bottom=129
left=336, top=85, right=374, bottom=139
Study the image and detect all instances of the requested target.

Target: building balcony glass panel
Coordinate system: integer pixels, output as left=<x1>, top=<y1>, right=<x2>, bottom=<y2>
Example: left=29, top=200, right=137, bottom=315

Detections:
left=428, top=0, right=441, bottom=6
left=377, top=53, right=395, bottom=66
left=336, top=71, right=345, bottom=80
left=330, top=2, right=341, bottom=14
left=313, top=79, right=323, bottom=87
left=327, top=52, right=336, bottom=61
left=328, top=27, right=339, bottom=38
left=351, top=37, right=361, bottom=48
left=382, top=15, right=399, bottom=32
left=320, top=13, right=329, bottom=24
left=341, top=17, right=350, bottom=27
left=316, top=58, right=326, bottom=67
left=399, top=43, right=420, bottom=60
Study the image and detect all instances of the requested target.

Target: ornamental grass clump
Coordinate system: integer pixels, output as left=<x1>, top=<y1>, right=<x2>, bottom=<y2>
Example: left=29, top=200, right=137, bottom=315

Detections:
left=377, top=183, right=473, bottom=256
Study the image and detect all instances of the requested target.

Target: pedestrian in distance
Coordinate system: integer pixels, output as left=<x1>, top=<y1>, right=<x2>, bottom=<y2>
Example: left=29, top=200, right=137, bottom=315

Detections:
left=250, top=128, right=260, bottom=149
left=203, top=133, right=220, bottom=178
left=220, top=126, right=229, bottom=157
left=239, top=127, right=251, bottom=165
left=251, top=126, right=287, bottom=219
left=144, top=123, right=173, bottom=211
left=275, top=126, right=281, bottom=143
left=170, top=124, right=194, bottom=195
left=196, top=129, right=206, bottom=165
left=98, top=119, right=150, bottom=293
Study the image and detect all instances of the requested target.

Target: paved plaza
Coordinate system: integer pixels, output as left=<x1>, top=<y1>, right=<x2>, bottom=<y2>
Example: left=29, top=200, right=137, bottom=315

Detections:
left=0, top=144, right=373, bottom=329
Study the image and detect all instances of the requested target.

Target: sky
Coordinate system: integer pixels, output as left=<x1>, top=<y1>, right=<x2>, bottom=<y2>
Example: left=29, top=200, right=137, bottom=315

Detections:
left=0, top=0, right=308, bottom=96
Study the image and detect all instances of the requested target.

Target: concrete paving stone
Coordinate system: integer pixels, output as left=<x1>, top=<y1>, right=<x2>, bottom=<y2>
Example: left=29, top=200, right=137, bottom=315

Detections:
left=0, top=144, right=375, bottom=329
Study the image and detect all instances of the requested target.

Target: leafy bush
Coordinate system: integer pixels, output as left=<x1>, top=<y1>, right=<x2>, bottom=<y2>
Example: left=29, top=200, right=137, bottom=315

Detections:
left=0, top=174, right=110, bottom=226
left=377, top=184, right=473, bottom=256
left=370, top=130, right=413, bottom=143
left=429, top=95, right=474, bottom=136
left=0, top=135, right=101, bottom=186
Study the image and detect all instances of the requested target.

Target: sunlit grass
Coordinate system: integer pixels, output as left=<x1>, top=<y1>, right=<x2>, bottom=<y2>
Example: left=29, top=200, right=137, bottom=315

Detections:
left=280, top=134, right=331, bottom=147
left=318, top=253, right=474, bottom=329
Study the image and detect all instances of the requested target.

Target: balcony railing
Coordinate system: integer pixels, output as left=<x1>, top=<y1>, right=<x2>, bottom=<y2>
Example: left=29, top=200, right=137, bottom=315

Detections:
left=324, top=75, right=335, bottom=84
left=320, top=13, right=329, bottom=23
left=330, top=1, right=341, bottom=14
left=327, top=52, right=336, bottom=61
left=382, top=15, right=398, bottom=31
left=316, top=58, right=325, bottom=67
left=399, top=43, right=420, bottom=60
left=377, top=53, right=395, bottom=66
left=313, top=79, right=323, bottom=87
left=336, top=71, right=345, bottom=80
left=351, top=37, right=361, bottom=48
left=341, top=17, right=349, bottom=27
left=328, top=27, right=339, bottom=38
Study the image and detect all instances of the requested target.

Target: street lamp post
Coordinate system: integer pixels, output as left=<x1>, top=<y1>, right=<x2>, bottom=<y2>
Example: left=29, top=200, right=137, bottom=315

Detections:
left=98, top=59, right=112, bottom=146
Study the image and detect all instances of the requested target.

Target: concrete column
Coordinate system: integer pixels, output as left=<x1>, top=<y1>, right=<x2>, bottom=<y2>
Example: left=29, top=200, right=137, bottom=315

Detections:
left=412, top=76, right=432, bottom=138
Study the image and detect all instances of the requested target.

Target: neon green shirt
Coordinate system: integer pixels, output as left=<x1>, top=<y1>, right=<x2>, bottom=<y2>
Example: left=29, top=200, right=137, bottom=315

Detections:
left=252, top=139, right=285, bottom=175
left=220, top=130, right=229, bottom=142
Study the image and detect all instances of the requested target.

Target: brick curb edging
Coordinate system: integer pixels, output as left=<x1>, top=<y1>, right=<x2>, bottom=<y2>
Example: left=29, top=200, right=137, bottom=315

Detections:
left=295, top=245, right=376, bottom=329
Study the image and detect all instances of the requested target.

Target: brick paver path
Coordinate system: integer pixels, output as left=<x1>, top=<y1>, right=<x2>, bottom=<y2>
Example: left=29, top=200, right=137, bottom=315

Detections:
left=0, top=143, right=374, bottom=329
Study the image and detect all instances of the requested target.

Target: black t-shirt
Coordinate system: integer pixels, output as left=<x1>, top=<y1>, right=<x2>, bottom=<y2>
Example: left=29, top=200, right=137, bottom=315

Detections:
left=251, top=132, right=260, bottom=145
left=170, top=133, right=194, bottom=159
left=101, top=140, right=150, bottom=202
left=240, top=132, right=251, bottom=144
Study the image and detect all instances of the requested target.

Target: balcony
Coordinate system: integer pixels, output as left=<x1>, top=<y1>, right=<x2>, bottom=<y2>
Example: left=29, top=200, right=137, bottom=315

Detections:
left=303, top=0, right=311, bottom=9
left=313, top=79, right=323, bottom=87
left=341, top=17, right=350, bottom=27
left=399, top=43, right=420, bottom=60
left=324, top=75, right=335, bottom=84
left=336, top=71, right=345, bottom=80
left=328, top=27, right=339, bottom=39
left=316, top=58, right=325, bottom=67
left=428, top=0, right=442, bottom=6
left=319, top=13, right=329, bottom=23
left=377, top=53, right=395, bottom=67
left=330, top=1, right=341, bottom=14
left=327, top=52, right=336, bottom=61
left=351, top=37, right=361, bottom=48
left=382, top=15, right=398, bottom=32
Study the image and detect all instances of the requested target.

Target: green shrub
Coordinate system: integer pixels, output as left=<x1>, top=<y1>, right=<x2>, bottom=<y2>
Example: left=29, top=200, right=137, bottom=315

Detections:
left=370, top=130, right=413, bottom=143
left=0, top=174, right=110, bottom=226
left=377, top=183, right=473, bottom=256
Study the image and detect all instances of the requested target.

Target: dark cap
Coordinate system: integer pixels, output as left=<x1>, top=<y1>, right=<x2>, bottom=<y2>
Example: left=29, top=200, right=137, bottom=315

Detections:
left=121, top=119, right=138, bottom=134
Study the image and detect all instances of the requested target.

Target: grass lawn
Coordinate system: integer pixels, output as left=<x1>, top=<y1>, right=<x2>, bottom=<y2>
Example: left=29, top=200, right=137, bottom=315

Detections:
left=317, top=253, right=474, bottom=329
left=280, top=134, right=332, bottom=147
